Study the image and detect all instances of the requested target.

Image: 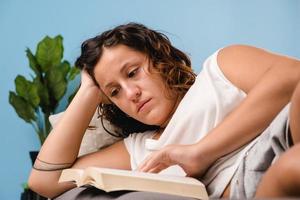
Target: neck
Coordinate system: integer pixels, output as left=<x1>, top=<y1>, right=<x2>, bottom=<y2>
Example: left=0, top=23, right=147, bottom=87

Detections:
left=160, top=94, right=182, bottom=128
left=152, top=127, right=164, bottom=140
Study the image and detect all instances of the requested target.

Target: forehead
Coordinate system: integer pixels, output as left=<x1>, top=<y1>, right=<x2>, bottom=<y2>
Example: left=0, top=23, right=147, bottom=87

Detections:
left=94, top=45, right=146, bottom=86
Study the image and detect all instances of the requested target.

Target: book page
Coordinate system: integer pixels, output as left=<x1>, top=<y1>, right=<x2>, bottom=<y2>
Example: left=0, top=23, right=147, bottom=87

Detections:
left=90, top=167, right=204, bottom=186
left=87, top=167, right=208, bottom=199
left=59, top=169, right=84, bottom=186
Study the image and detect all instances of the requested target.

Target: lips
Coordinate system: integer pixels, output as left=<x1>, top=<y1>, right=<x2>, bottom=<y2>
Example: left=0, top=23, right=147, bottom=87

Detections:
left=137, top=99, right=151, bottom=113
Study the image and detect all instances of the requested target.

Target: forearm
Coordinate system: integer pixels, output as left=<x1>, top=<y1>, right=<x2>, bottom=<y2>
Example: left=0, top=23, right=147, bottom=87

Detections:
left=37, top=86, right=100, bottom=163
left=198, top=63, right=300, bottom=163
left=28, top=86, right=100, bottom=198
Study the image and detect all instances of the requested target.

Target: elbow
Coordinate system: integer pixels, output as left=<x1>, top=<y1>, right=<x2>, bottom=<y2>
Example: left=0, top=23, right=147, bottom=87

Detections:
left=290, top=60, right=300, bottom=82
left=28, top=170, right=71, bottom=199
left=271, top=60, right=300, bottom=98
left=286, top=61, right=300, bottom=97
left=284, top=59, right=300, bottom=84
left=28, top=172, right=54, bottom=199
left=27, top=171, right=40, bottom=195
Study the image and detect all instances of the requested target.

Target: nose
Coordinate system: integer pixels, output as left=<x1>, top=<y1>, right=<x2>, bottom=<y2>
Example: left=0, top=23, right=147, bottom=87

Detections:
left=123, top=82, right=141, bottom=102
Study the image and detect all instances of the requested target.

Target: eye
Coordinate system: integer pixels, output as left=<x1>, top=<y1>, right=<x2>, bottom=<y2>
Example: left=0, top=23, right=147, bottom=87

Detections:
left=110, top=88, right=120, bottom=97
left=128, top=67, right=139, bottom=78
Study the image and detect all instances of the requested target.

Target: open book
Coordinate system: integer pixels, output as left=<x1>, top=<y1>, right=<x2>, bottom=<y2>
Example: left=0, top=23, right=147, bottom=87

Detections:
left=59, top=167, right=208, bottom=199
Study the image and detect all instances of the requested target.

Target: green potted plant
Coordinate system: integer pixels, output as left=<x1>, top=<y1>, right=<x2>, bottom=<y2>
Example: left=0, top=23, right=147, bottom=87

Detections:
left=9, top=35, right=80, bottom=199
left=9, top=35, right=80, bottom=145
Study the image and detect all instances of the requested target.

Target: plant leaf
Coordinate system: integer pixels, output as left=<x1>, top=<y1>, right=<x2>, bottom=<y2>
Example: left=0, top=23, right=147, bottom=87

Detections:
left=36, top=35, right=63, bottom=72
left=45, top=67, right=67, bottom=101
left=68, top=66, right=80, bottom=81
left=59, top=60, right=71, bottom=77
left=15, top=75, right=40, bottom=108
left=26, top=48, right=41, bottom=76
left=9, top=91, right=36, bottom=123
left=33, top=77, right=51, bottom=112
left=21, top=182, right=29, bottom=190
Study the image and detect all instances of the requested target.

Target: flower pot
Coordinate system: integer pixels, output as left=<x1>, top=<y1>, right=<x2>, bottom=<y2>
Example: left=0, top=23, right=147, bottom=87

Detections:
left=21, top=189, right=47, bottom=200
left=29, top=151, right=39, bottom=165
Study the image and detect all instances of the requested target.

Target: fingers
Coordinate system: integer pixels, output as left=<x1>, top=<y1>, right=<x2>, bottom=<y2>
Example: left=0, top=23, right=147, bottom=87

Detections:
left=80, top=69, right=96, bottom=88
left=137, top=148, right=173, bottom=173
left=137, top=154, right=155, bottom=172
left=80, top=70, right=111, bottom=104
left=137, top=144, right=210, bottom=178
left=147, top=163, right=169, bottom=173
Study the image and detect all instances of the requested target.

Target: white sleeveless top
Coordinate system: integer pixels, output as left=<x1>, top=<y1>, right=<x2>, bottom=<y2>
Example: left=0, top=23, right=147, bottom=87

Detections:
left=124, top=49, right=258, bottom=197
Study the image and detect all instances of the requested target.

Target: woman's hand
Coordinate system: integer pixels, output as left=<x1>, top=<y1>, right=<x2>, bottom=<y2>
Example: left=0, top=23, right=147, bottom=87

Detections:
left=80, top=70, right=110, bottom=104
left=80, top=69, right=98, bottom=89
left=137, top=144, right=212, bottom=177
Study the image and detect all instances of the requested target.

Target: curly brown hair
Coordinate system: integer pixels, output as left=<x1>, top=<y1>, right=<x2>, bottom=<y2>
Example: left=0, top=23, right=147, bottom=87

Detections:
left=75, top=23, right=196, bottom=137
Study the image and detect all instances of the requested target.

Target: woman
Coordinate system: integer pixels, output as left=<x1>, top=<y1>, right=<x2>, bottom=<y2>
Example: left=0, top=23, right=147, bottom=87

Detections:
left=28, top=23, right=300, bottom=199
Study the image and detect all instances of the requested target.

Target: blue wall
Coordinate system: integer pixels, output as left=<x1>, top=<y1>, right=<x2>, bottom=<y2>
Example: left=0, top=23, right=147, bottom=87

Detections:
left=1, top=0, right=299, bottom=199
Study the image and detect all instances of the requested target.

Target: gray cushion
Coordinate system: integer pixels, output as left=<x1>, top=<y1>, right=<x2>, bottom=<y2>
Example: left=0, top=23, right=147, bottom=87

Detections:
left=54, top=187, right=197, bottom=200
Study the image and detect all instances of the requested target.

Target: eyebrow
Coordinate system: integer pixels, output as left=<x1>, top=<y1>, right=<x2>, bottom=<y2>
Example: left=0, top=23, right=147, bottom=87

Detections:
left=103, top=62, right=131, bottom=90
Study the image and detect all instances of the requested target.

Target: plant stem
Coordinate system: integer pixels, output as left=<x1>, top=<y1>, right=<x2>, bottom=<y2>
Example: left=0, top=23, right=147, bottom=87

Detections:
left=31, top=122, right=44, bottom=146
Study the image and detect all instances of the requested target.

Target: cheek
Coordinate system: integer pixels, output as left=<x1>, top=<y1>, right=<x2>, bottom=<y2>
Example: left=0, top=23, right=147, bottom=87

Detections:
left=114, top=100, right=134, bottom=116
left=144, top=81, right=166, bottom=99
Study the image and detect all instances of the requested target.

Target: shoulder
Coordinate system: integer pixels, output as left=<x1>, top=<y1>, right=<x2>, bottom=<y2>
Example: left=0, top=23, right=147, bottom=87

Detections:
left=216, top=44, right=275, bottom=93
left=217, top=44, right=274, bottom=68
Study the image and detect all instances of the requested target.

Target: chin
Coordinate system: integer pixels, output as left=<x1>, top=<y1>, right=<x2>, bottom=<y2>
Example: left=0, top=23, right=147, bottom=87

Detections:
left=145, top=114, right=168, bottom=126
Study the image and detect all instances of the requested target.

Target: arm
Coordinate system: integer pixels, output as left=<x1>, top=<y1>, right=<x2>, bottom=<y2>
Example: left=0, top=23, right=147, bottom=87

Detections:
left=138, top=45, right=300, bottom=176
left=199, top=45, right=300, bottom=165
left=28, top=71, right=130, bottom=198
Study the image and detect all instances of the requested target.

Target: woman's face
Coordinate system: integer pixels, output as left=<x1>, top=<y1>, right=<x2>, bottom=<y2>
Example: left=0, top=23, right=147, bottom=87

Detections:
left=94, top=44, right=178, bottom=126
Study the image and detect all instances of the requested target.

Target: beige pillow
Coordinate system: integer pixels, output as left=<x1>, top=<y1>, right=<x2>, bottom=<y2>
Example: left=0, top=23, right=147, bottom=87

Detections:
left=49, top=111, right=121, bottom=156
